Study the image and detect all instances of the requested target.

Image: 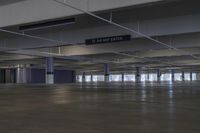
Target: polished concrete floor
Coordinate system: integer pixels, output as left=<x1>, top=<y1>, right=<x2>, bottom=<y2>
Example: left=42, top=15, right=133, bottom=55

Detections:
left=0, top=82, right=200, bottom=133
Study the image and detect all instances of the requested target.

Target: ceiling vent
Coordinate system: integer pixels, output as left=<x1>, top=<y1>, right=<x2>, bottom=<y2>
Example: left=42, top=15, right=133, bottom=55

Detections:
left=19, top=18, right=75, bottom=31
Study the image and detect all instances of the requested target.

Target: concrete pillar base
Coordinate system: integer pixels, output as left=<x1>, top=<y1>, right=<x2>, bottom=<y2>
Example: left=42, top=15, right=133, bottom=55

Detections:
left=105, top=75, right=110, bottom=83
left=136, top=67, right=141, bottom=82
left=136, top=76, right=141, bottom=82
left=46, top=74, right=54, bottom=84
left=46, top=57, right=54, bottom=84
left=157, top=69, right=161, bottom=82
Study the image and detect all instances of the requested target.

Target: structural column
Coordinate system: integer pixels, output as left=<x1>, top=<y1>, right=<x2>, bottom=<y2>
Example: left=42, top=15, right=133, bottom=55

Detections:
left=147, top=71, right=150, bottom=82
left=91, top=74, right=93, bottom=82
left=190, top=72, right=193, bottom=81
left=136, top=67, right=141, bottom=82
left=16, top=64, right=30, bottom=84
left=157, top=69, right=161, bottom=82
left=104, top=64, right=110, bottom=83
left=46, top=57, right=54, bottom=84
left=82, top=72, right=86, bottom=83
left=182, top=71, right=185, bottom=81
left=171, top=70, right=175, bottom=82
left=122, top=73, right=125, bottom=83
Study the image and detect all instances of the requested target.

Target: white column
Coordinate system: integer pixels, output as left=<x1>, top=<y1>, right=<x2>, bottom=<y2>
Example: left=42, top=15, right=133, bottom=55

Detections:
left=46, top=57, right=54, bottom=84
left=16, top=64, right=30, bottom=84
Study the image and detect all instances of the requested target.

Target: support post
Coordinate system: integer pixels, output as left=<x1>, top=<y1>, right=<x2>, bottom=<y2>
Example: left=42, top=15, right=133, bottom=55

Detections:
left=136, top=67, right=141, bottom=82
left=82, top=72, right=86, bottom=83
left=91, top=74, right=93, bottom=82
left=171, top=70, right=175, bottom=82
left=46, top=57, right=54, bottom=84
left=104, top=64, right=110, bottom=83
left=190, top=72, right=193, bottom=81
left=122, top=73, right=125, bottom=83
left=157, top=69, right=161, bottom=82
left=182, top=71, right=185, bottom=81
left=16, top=64, right=30, bottom=84
left=147, top=71, right=150, bottom=82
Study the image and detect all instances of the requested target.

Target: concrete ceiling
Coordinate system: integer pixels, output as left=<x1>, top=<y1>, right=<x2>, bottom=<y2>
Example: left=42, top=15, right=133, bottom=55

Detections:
left=0, top=0, right=26, bottom=6
left=0, top=0, right=163, bottom=27
left=0, top=0, right=200, bottom=73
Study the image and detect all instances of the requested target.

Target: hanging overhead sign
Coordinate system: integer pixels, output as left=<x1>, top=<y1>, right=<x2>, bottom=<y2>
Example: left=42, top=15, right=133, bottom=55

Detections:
left=85, top=35, right=131, bottom=45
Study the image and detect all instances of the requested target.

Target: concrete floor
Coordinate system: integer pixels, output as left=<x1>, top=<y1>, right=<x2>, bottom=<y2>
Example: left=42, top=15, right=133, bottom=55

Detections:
left=0, top=82, right=200, bottom=133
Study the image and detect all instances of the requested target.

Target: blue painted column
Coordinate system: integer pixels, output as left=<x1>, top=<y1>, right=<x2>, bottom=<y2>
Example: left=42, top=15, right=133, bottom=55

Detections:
left=104, top=64, right=110, bottom=83
left=46, top=57, right=54, bottom=84
left=136, top=67, right=141, bottom=82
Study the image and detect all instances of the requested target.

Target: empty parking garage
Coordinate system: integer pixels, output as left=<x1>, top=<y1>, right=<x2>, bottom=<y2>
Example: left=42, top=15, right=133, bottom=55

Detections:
left=0, top=0, right=200, bottom=133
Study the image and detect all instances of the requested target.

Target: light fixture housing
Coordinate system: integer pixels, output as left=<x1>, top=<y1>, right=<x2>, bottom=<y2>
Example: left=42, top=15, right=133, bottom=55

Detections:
left=19, top=18, right=75, bottom=31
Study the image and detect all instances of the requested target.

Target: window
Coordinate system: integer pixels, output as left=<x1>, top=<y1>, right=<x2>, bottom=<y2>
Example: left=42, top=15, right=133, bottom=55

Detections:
left=110, top=74, right=122, bottom=82
left=77, top=72, right=197, bottom=82
left=124, top=74, right=135, bottom=82
left=141, top=74, right=148, bottom=81
left=85, top=75, right=92, bottom=82
left=161, top=73, right=172, bottom=81
left=184, top=73, right=190, bottom=81
left=93, top=75, right=104, bottom=82
left=174, top=73, right=182, bottom=81
left=192, top=73, right=197, bottom=81
left=76, top=75, right=82, bottom=82
left=149, top=73, right=158, bottom=81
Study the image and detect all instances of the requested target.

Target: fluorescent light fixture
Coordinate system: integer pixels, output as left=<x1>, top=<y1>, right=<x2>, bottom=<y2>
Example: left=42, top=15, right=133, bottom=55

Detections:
left=19, top=18, right=75, bottom=31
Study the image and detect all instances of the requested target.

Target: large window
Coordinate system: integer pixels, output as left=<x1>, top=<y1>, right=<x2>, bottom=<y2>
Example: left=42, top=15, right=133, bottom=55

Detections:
left=110, top=74, right=122, bottom=82
left=76, top=75, right=82, bottom=82
left=161, top=74, right=172, bottom=81
left=174, top=73, right=182, bottom=81
left=124, top=74, right=135, bottom=82
left=149, top=73, right=158, bottom=81
left=141, top=74, right=148, bottom=81
left=184, top=73, right=190, bottom=81
left=85, top=75, right=92, bottom=82
left=76, top=72, right=197, bottom=82
left=93, top=75, right=104, bottom=82
left=192, top=73, right=197, bottom=81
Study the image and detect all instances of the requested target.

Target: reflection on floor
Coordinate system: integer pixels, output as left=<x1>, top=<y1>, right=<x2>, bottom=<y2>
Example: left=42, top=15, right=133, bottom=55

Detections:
left=0, top=82, right=200, bottom=133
